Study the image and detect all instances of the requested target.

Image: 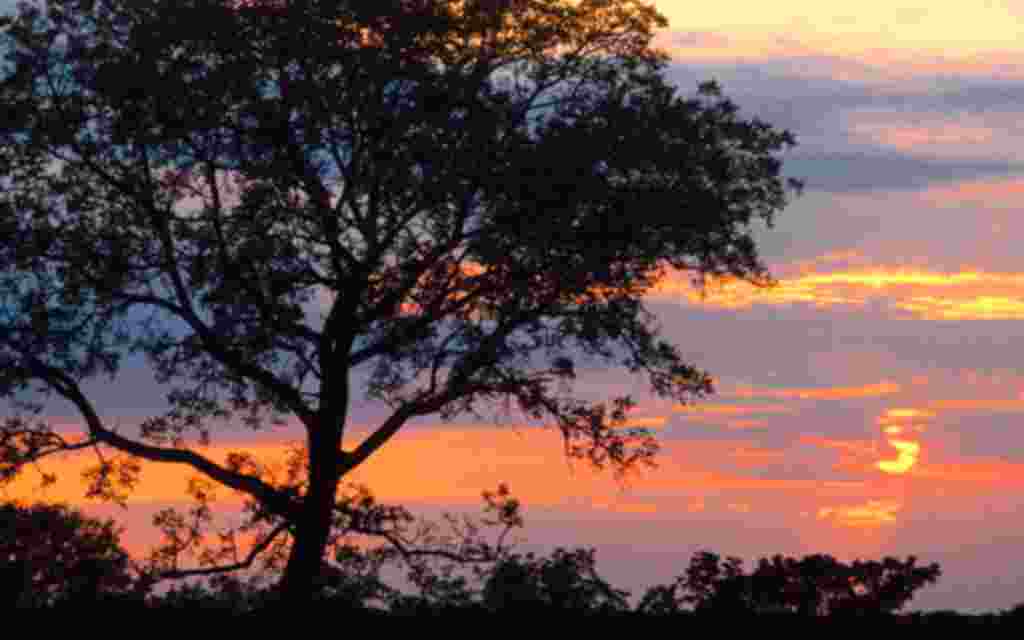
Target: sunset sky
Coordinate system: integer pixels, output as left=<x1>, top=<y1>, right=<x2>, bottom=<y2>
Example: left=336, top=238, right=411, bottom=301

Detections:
left=5, top=0, right=1024, bottom=612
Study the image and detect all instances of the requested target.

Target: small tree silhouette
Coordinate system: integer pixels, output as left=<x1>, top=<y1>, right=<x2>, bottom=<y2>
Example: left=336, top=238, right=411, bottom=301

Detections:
left=483, top=547, right=629, bottom=614
left=0, top=501, right=138, bottom=608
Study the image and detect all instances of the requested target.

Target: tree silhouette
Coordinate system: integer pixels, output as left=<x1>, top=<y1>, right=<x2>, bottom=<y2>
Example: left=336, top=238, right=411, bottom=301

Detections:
left=833, top=556, right=943, bottom=616
left=482, top=547, right=629, bottom=614
left=0, top=0, right=799, bottom=600
left=638, top=551, right=941, bottom=617
left=0, top=501, right=137, bottom=607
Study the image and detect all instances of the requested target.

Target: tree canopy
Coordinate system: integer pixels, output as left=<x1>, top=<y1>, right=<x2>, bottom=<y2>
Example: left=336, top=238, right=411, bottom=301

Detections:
left=482, top=546, right=630, bottom=614
left=0, top=500, right=137, bottom=607
left=0, top=0, right=800, bottom=600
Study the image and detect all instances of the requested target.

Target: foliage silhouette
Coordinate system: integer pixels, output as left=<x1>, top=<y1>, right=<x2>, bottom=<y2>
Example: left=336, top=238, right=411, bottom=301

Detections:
left=0, top=505, right=972, bottom=620
left=0, top=0, right=799, bottom=600
left=481, top=546, right=630, bottom=614
left=638, top=550, right=942, bottom=617
left=0, top=500, right=140, bottom=607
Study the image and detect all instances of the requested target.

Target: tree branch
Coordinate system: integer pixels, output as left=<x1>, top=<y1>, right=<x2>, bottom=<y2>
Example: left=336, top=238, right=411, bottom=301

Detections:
left=21, top=354, right=302, bottom=522
left=149, top=523, right=290, bottom=583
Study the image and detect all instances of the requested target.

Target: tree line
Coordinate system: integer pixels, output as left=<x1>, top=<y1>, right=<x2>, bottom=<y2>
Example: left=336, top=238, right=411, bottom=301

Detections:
left=0, top=497, right=989, bottom=620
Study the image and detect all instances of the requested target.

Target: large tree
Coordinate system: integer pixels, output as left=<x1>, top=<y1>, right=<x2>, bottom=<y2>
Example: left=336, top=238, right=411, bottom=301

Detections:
left=0, top=0, right=800, bottom=601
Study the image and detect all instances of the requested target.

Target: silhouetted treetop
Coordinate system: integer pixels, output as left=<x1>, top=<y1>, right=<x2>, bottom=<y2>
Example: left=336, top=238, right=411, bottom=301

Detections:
left=0, top=500, right=136, bottom=607
left=639, top=551, right=941, bottom=617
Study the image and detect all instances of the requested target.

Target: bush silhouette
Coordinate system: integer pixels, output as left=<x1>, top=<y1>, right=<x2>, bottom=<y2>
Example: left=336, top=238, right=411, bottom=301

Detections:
left=0, top=501, right=139, bottom=608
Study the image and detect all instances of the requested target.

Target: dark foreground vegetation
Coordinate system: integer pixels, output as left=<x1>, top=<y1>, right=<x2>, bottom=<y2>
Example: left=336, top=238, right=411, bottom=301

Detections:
left=3, top=499, right=1023, bottom=623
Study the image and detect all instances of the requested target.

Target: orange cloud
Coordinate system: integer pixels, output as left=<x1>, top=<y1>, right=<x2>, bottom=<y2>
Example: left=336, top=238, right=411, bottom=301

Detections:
left=652, top=2, right=1024, bottom=81
left=795, top=250, right=865, bottom=267
left=916, top=177, right=1024, bottom=207
left=800, top=435, right=877, bottom=458
left=4, top=426, right=601, bottom=510
left=724, top=419, right=768, bottom=431
left=866, top=122, right=997, bottom=150
left=687, top=497, right=707, bottom=513
left=724, top=381, right=900, bottom=400
left=912, top=459, right=1024, bottom=487
left=589, top=496, right=659, bottom=515
left=617, top=416, right=669, bottom=430
left=673, top=403, right=796, bottom=416
left=847, top=115, right=1006, bottom=159
left=11, top=422, right=869, bottom=520
left=729, top=446, right=786, bottom=466
left=928, top=399, right=1024, bottom=413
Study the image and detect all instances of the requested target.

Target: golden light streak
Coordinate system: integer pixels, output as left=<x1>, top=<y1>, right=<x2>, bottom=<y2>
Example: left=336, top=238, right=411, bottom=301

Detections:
left=817, top=499, right=902, bottom=528
left=339, top=256, right=1024, bottom=323
left=897, top=296, right=1024, bottom=321
left=880, top=408, right=935, bottom=421
left=651, top=265, right=1024, bottom=321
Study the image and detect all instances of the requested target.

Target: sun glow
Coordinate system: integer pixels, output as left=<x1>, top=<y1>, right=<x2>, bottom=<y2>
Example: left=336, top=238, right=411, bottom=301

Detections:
left=875, top=408, right=928, bottom=475
left=876, top=439, right=921, bottom=475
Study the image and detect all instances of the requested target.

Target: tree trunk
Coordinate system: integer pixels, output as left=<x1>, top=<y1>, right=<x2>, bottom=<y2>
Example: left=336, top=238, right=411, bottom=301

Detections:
left=276, top=429, right=343, bottom=604
left=275, top=334, right=352, bottom=605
